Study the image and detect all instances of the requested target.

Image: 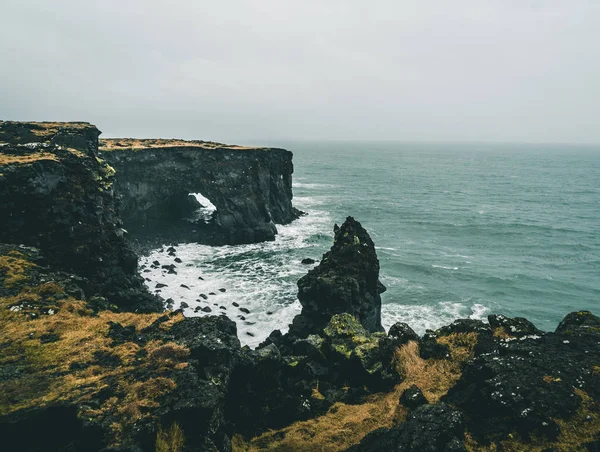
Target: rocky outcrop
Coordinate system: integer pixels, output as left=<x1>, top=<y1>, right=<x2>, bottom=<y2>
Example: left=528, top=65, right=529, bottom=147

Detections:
left=0, top=243, right=243, bottom=451
left=348, top=404, right=466, bottom=452
left=227, top=219, right=398, bottom=439
left=288, top=216, right=386, bottom=338
left=444, top=310, right=600, bottom=446
left=0, top=121, right=160, bottom=312
left=227, top=312, right=402, bottom=438
left=100, top=138, right=302, bottom=246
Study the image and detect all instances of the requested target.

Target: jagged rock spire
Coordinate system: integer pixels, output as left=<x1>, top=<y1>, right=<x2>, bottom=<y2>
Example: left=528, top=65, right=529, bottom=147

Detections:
left=290, top=216, right=386, bottom=337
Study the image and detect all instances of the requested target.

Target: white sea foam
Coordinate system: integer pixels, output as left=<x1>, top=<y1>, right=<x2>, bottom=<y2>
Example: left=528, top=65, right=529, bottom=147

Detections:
left=140, top=197, right=332, bottom=348
left=190, top=192, right=217, bottom=221
left=432, top=264, right=459, bottom=270
left=294, top=182, right=336, bottom=189
left=381, top=300, right=489, bottom=335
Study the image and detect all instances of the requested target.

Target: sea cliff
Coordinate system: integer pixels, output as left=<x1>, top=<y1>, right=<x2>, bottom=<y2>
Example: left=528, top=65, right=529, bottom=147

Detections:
left=100, top=138, right=302, bottom=246
left=0, top=122, right=598, bottom=451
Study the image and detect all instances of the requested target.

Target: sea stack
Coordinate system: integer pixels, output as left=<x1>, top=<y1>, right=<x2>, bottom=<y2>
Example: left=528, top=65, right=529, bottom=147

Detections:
left=290, top=216, right=386, bottom=338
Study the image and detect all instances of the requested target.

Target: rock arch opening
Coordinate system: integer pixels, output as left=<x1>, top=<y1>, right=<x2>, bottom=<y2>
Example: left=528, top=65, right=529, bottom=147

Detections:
left=188, top=192, right=217, bottom=223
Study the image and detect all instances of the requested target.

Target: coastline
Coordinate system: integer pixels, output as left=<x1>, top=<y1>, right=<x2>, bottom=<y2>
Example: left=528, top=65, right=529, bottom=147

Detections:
left=1, top=122, right=598, bottom=451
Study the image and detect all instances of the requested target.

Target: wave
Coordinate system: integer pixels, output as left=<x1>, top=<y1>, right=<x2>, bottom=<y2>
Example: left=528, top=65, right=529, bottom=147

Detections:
left=381, top=301, right=489, bottom=335
left=139, top=206, right=331, bottom=348
left=294, top=182, right=337, bottom=189
left=432, top=264, right=459, bottom=271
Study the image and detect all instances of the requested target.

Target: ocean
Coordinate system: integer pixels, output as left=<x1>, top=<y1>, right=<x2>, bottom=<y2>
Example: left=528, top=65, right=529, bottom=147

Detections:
left=140, top=142, right=600, bottom=347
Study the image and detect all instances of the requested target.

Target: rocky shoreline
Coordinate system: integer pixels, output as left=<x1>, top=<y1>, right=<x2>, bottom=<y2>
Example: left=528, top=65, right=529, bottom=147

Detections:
left=1, top=122, right=599, bottom=451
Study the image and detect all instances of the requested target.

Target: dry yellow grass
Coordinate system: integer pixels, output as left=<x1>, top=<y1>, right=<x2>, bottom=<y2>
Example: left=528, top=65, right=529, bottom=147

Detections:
left=156, top=422, right=185, bottom=452
left=235, top=333, right=478, bottom=451
left=0, top=252, right=187, bottom=446
left=0, top=152, right=59, bottom=165
left=27, top=121, right=92, bottom=133
left=99, top=138, right=262, bottom=151
left=395, top=333, right=477, bottom=403
left=0, top=251, right=37, bottom=287
left=492, top=326, right=512, bottom=339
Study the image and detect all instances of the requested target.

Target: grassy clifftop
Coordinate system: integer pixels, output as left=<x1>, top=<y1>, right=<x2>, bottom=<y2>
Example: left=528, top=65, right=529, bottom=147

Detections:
left=100, top=138, right=265, bottom=152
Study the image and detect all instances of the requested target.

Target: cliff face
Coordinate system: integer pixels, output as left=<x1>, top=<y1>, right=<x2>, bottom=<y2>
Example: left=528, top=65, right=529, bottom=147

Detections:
left=100, top=138, right=301, bottom=246
left=0, top=121, right=160, bottom=312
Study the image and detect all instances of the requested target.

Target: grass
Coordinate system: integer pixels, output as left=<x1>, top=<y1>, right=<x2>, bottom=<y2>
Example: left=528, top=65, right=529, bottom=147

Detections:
left=234, top=332, right=478, bottom=451
left=395, top=333, right=477, bottom=403
left=0, top=152, right=60, bottom=165
left=0, top=249, right=188, bottom=447
left=99, top=138, right=261, bottom=151
left=156, top=422, right=185, bottom=452
left=0, top=251, right=37, bottom=287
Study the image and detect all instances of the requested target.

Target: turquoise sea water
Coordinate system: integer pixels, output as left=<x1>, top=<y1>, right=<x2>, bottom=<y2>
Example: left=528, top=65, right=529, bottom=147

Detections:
left=141, top=142, right=600, bottom=347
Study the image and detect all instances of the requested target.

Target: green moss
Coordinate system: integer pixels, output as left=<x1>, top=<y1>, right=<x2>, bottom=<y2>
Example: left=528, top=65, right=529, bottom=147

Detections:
left=330, top=343, right=353, bottom=359
left=95, top=158, right=116, bottom=191
left=323, top=313, right=367, bottom=339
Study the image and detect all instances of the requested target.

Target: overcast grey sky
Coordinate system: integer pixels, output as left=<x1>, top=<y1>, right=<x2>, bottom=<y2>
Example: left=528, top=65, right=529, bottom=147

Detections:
left=1, top=1, right=599, bottom=143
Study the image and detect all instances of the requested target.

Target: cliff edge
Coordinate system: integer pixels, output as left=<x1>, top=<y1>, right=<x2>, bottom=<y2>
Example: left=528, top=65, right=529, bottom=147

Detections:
left=0, top=121, right=160, bottom=312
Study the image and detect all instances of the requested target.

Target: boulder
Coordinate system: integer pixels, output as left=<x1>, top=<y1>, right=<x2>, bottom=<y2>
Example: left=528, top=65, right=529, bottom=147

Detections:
left=488, top=314, right=542, bottom=338
left=388, top=322, right=420, bottom=346
left=555, top=310, right=600, bottom=339
left=400, top=385, right=428, bottom=410
left=348, top=403, right=465, bottom=452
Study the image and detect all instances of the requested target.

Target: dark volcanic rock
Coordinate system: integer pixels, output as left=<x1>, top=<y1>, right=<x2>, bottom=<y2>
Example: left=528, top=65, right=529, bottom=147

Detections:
left=488, top=314, right=543, bottom=338
left=301, top=258, right=315, bottom=264
left=400, top=385, right=428, bottom=410
left=290, top=217, right=385, bottom=338
left=443, top=311, right=600, bottom=444
left=0, top=121, right=161, bottom=312
left=388, top=322, right=419, bottom=346
left=348, top=403, right=466, bottom=452
left=419, top=331, right=450, bottom=360
left=101, top=139, right=303, bottom=246
left=556, top=310, right=600, bottom=339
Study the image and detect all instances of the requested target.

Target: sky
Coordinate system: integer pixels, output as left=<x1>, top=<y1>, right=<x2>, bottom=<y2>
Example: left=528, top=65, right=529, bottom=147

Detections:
left=1, top=1, right=599, bottom=144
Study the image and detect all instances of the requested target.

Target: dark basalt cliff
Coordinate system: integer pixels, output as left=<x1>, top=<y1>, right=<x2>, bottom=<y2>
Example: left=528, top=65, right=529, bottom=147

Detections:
left=0, top=121, right=160, bottom=312
left=1, top=122, right=599, bottom=452
left=100, top=138, right=302, bottom=246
